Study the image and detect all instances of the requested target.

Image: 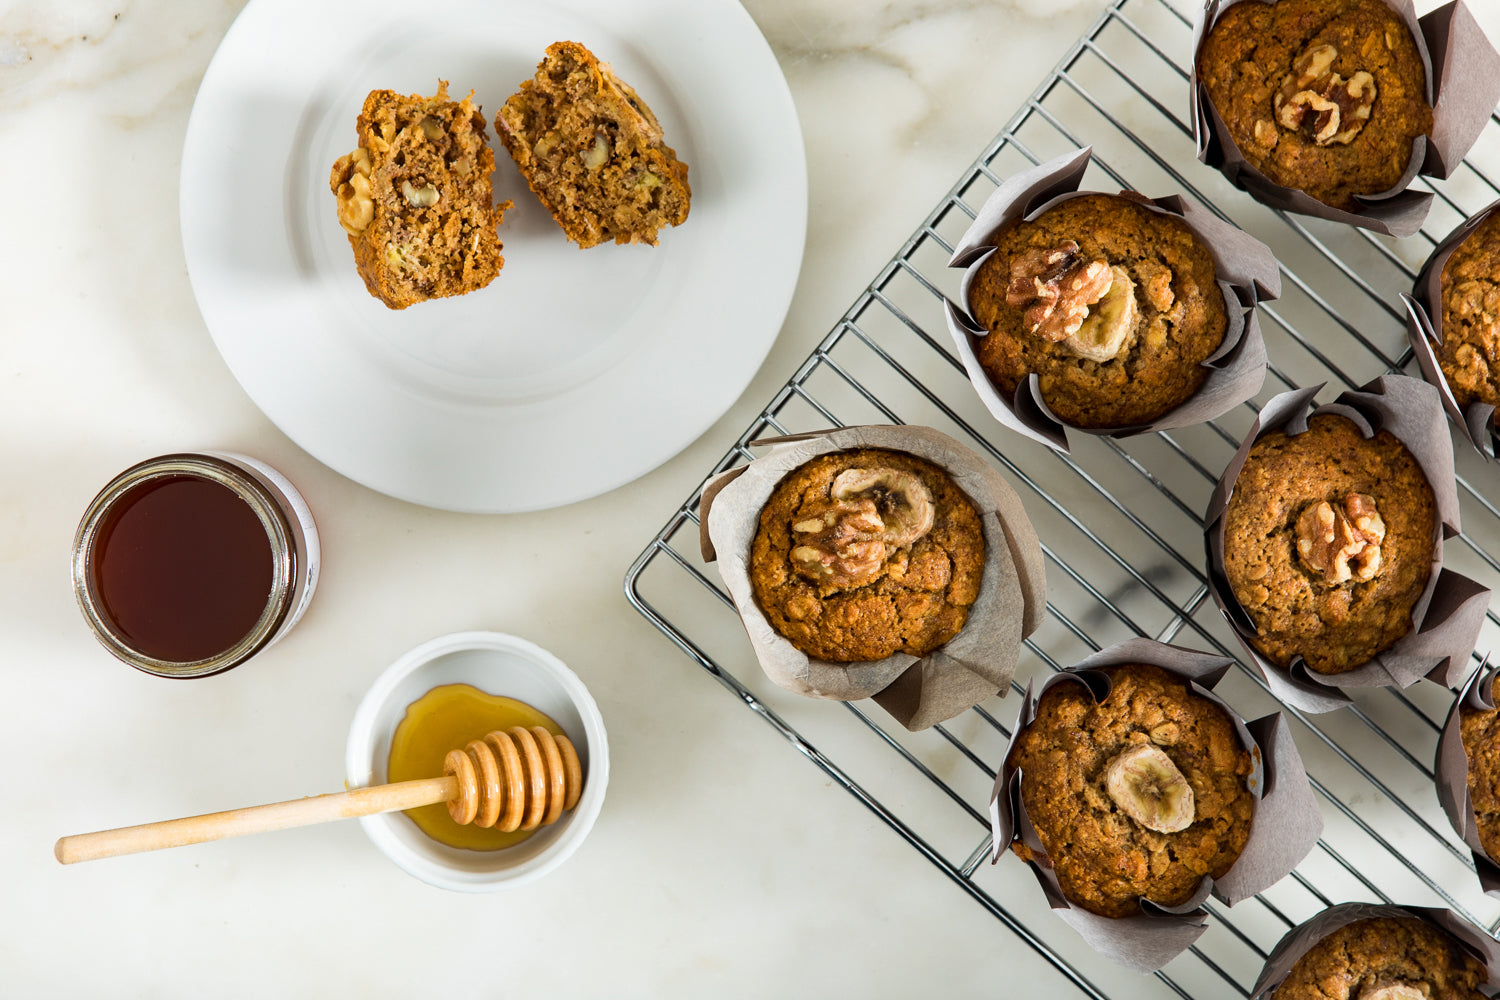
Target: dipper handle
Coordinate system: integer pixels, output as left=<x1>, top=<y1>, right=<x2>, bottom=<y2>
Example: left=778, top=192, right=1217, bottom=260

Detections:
left=55, top=727, right=583, bottom=864
left=54, top=777, right=455, bottom=864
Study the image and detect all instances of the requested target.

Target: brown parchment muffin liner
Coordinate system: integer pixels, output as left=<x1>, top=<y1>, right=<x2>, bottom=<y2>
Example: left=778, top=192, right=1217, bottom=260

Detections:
left=1404, top=196, right=1500, bottom=458
left=943, top=146, right=1281, bottom=453
left=699, top=425, right=1046, bottom=732
left=1191, top=0, right=1500, bottom=239
left=1249, top=901, right=1500, bottom=998
left=1205, top=374, right=1490, bottom=715
left=988, top=638, right=1322, bottom=973
left=1436, top=657, right=1500, bottom=897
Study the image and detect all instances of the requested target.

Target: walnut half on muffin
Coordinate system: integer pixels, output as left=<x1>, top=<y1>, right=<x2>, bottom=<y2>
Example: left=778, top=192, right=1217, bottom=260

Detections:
left=967, top=193, right=1227, bottom=428
left=1221, top=413, right=1436, bottom=675
left=1005, top=664, right=1255, bottom=919
left=1197, top=0, right=1433, bottom=211
left=748, top=448, right=985, bottom=663
left=330, top=83, right=510, bottom=310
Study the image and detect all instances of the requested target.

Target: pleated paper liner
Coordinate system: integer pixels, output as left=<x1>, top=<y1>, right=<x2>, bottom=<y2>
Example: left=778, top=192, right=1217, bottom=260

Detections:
left=1204, top=375, right=1490, bottom=714
left=988, top=639, right=1322, bottom=973
left=699, top=424, right=1046, bottom=732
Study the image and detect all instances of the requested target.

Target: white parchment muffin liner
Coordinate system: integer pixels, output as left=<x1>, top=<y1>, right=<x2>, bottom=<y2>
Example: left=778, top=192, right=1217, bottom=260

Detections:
left=699, top=425, right=1046, bottom=732
left=943, top=146, right=1280, bottom=453
left=989, top=638, right=1322, bottom=973
left=1191, top=0, right=1500, bottom=238
left=1436, top=656, right=1500, bottom=897
left=1249, top=901, right=1500, bottom=998
left=1404, top=196, right=1500, bottom=458
left=1204, top=374, right=1490, bottom=714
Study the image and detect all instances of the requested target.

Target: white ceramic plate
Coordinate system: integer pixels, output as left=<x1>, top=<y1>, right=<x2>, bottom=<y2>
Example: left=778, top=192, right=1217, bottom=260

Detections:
left=181, top=0, right=805, bottom=512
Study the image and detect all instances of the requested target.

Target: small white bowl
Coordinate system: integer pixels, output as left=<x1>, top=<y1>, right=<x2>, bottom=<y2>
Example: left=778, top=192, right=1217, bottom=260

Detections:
left=346, top=630, right=608, bottom=891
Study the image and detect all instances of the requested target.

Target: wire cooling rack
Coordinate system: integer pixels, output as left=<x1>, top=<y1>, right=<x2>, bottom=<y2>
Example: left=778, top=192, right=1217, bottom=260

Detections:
left=624, top=0, right=1500, bottom=995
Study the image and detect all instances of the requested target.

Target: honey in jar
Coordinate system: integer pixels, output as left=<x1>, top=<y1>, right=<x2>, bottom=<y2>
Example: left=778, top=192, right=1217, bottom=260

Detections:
left=388, top=684, right=568, bottom=851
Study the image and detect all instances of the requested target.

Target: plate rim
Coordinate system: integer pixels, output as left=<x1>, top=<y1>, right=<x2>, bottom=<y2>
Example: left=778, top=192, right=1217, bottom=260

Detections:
left=179, top=0, right=807, bottom=513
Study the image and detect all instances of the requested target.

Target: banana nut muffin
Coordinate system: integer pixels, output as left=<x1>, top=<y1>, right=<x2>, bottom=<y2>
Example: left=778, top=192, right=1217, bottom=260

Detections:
left=1438, top=212, right=1500, bottom=411
left=1460, top=674, right=1500, bottom=864
left=1222, top=414, right=1436, bottom=675
left=1198, top=0, right=1433, bottom=212
left=968, top=193, right=1227, bottom=428
left=748, top=449, right=984, bottom=663
left=330, top=82, right=509, bottom=309
left=1272, top=917, right=1486, bottom=1000
left=497, top=41, right=690, bottom=248
left=1006, top=664, right=1254, bottom=919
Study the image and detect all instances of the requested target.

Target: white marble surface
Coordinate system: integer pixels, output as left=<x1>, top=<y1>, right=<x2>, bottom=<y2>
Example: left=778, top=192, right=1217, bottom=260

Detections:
left=4, top=0, right=1500, bottom=994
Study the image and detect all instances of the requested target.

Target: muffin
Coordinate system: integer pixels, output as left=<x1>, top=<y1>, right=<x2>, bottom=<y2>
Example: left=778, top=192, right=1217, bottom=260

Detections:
left=1197, top=0, right=1433, bottom=212
left=1437, top=211, right=1500, bottom=411
left=497, top=41, right=691, bottom=248
left=1460, top=674, right=1500, bottom=864
left=967, top=193, right=1227, bottom=428
left=1005, top=663, right=1255, bottom=919
left=747, top=448, right=985, bottom=663
left=1221, top=413, right=1436, bottom=674
left=329, top=82, right=509, bottom=309
left=704, top=425, right=1046, bottom=731
left=1270, top=916, right=1486, bottom=1000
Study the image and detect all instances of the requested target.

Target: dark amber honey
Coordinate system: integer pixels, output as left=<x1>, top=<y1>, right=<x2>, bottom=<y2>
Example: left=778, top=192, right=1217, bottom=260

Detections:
left=91, top=475, right=275, bottom=663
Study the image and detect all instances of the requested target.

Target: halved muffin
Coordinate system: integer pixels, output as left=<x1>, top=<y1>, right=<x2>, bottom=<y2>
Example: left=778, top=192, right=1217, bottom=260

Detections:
left=496, top=41, right=690, bottom=248
left=330, top=82, right=509, bottom=309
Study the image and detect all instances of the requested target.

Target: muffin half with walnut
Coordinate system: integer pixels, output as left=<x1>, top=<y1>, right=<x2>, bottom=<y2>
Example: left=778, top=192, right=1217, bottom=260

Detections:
left=1197, top=0, right=1433, bottom=211
left=967, top=193, right=1227, bottom=428
left=1221, top=413, right=1436, bottom=675
left=748, top=449, right=984, bottom=663
left=497, top=41, right=690, bottom=248
left=330, top=82, right=510, bottom=309
left=1006, top=664, right=1255, bottom=918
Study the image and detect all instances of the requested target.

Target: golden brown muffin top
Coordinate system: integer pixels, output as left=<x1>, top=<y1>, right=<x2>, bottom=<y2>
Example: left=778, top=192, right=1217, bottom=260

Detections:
left=1222, top=414, right=1436, bottom=674
left=1198, top=0, right=1433, bottom=211
left=748, top=448, right=984, bottom=663
left=969, top=194, right=1226, bottom=429
left=1272, top=917, right=1486, bottom=1000
left=1007, top=663, right=1254, bottom=919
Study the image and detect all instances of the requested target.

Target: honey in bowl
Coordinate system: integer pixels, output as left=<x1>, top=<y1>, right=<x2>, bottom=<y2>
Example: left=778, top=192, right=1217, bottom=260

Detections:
left=388, top=683, right=569, bottom=851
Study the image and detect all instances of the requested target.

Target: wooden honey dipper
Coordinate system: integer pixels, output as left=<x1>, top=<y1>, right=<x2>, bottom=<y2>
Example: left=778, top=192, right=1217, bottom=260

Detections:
left=55, top=726, right=583, bottom=865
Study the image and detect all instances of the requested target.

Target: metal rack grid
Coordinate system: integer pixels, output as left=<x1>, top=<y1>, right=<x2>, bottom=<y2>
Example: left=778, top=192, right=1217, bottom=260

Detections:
left=623, top=0, right=1500, bottom=995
